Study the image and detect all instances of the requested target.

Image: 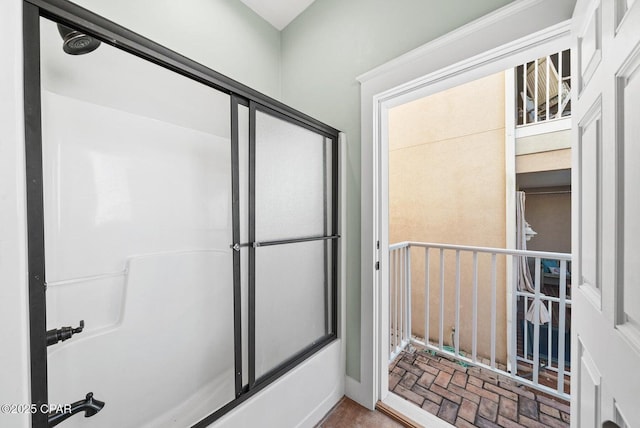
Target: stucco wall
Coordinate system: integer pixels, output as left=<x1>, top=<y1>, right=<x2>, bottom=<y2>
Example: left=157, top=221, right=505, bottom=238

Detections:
left=516, top=129, right=571, bottom=155
left=388, top=72, right=508, bottom=362
left=516, top=148, right=572, bottom=173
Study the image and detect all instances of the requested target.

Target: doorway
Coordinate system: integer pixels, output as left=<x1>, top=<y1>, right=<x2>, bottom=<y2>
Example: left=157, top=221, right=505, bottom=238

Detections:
left=357, top=9, right=574, bottom=426
left=386, top=59, right=572, bottom=425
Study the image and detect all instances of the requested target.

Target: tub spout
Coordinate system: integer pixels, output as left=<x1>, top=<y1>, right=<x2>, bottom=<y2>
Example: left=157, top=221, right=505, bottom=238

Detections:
left=48, top=392, right=105, bottom=427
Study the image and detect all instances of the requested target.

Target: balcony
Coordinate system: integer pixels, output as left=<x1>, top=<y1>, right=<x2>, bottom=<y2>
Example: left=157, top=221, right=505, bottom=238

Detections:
left=388, top=241, right=571, bottom=426
left=516, top=50, right=571, bottom=127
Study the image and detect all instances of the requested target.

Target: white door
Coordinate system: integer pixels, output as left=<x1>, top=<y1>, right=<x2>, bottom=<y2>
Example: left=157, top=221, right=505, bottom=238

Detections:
left=572, top=0, right=640, bottom=426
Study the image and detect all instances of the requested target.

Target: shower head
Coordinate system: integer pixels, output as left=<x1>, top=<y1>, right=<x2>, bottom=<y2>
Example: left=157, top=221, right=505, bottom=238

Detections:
left=57, top=24, right=101, bottom=55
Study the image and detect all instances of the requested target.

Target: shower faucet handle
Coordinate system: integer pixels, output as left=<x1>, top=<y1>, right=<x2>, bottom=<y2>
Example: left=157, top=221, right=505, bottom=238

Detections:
left=48, top=392, right=105, bottom=427
left=46, top=320, right=85, bottom=346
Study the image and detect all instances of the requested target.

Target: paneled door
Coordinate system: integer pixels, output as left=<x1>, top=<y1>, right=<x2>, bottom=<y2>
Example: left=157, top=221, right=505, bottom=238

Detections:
left=572, top=0, right=640, bottom=426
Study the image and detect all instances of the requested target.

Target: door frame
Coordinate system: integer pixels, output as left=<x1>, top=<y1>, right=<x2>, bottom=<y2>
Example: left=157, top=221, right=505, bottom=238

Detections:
left=355, top=0, right=576, bottom=420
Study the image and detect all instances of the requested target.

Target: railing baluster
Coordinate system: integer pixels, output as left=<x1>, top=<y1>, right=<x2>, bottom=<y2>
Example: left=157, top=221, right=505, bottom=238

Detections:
left=491, top=253, right=497, bottom=369
left=406, top=246, right=412, bottom=345
left=557, top=50, right=563, bottom=118
left=523, top=62, right=528, bottom=125
left=389, top=249, right=393, bottom=356
left=557, top=259, right=567, bottom=394
left=546, top=55, right=550, bottom=121
left=511, top=255, right=519, bottom=376
left=455, top=250, right=461, bottom=356
left=472, top=251, right=478, bottom=363
left=439, top=249, right=445, bottom=351
left=533, top=258, right=542, bottom=385
left=534, top=58, right=539, bottom=123
left=395, top=248, right=399, bottom=352
left=548, top=296, right=553, bottom=369
left=400, top=247, right=405, bottom=350
left=425, top=248, right=430, bottom=347
left=524, top=294, right=529, bottom=360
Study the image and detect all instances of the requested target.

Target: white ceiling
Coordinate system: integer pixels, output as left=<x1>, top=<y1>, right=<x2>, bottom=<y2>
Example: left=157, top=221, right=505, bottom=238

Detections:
left=239, top=0, right=317, bottom=30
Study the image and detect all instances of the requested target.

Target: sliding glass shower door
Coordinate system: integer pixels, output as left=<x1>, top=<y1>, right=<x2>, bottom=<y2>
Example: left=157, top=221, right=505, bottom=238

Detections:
left=24, top=4, right=338, bottom=427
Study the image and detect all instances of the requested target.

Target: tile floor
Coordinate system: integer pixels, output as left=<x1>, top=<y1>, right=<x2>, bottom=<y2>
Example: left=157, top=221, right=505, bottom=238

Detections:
left=389, top=348, right=570, bottom=428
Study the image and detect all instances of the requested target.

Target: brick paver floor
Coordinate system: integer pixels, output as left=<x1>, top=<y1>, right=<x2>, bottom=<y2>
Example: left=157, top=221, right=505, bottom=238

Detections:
left=389, top=348, right=570, bottom=428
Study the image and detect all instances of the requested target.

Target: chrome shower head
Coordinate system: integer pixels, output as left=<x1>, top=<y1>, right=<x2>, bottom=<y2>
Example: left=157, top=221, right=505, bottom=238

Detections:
left=57, top=24, right=101, bottom=55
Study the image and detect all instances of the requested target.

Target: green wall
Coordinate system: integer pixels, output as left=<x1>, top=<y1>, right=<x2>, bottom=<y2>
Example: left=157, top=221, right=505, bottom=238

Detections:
left=280, top=0, right=516, bottom=379
left=72, top=0, right=282, bottom=98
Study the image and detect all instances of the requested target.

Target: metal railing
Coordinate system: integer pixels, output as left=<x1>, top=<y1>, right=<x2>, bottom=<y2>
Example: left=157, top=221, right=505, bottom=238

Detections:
left=389, top=241, right=571, bottom=399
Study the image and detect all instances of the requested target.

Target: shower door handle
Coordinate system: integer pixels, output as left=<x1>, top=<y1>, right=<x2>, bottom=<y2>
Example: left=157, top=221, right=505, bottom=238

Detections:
left=231, top=243, right=252, bottom=251
left=232, top=235, right=340, bottom=251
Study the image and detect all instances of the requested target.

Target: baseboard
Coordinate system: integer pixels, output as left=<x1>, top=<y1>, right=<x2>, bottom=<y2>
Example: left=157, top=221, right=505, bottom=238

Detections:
left=345, top=375, right=374, bottom=410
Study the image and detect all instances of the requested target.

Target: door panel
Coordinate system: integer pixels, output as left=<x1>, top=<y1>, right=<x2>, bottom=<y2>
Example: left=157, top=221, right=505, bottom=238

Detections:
left=578, top=4, right=601, bottom=90
left=619, top=50, right=640, bottom=336
left=614, top=0, right=637, bottom=29
left=578, top=341, right=601, bottom=428
left=572, top=0, right=640, bottom=425
left=577, top=101, right=601, bottom=300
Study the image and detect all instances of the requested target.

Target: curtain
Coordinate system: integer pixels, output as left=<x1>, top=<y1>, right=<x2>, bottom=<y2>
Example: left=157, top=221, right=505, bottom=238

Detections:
left=516, top=191, right=550, bottom=324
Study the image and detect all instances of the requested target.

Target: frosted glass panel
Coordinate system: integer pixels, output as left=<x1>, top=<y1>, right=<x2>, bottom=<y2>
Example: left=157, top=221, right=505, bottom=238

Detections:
left=255, top=240, right=330, bottom=378
left=255, top=110, right=330, bottom=241
left=41, top=18, right=234, bottom=428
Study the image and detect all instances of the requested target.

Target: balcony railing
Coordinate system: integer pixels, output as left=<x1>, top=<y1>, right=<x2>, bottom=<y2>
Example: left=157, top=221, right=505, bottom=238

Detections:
left=389, top=241, right=572, bottom=399
left=516, top=50, right=571, bottom=126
